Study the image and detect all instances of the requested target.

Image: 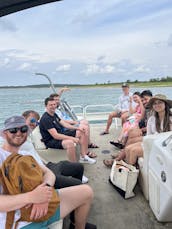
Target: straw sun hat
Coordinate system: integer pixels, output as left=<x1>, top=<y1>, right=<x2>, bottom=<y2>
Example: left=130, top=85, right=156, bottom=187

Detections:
left=148, top=94, right=172, bottom=108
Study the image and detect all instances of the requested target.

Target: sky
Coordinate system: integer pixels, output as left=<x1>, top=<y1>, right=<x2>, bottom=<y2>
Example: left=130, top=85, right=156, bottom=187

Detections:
left=0, top=0, right=172, bottom=86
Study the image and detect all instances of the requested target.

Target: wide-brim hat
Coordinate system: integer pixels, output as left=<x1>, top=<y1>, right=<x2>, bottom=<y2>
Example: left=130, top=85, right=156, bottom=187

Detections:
left=0, top=116, right=27, bottom=136
left=148, top=94, right=172, bottom=108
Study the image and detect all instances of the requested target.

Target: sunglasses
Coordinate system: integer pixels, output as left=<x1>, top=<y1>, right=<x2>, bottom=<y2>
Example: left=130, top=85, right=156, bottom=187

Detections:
left=7, top=125, right=29, bottom=134
left=30, top=118, right=37, bottom=123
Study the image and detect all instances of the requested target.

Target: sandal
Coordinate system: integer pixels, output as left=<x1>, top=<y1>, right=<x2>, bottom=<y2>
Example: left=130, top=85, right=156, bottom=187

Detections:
left=111, top=154, right=118, bottom=159
left=103, top=159, right=114, bottom=168
left=88, top=143, right=99, bottom=148
left=100, top=131, right=109, bottom=135
left=87, top=151, right=97, bottom=158
left=111, top=150, right=126, bottom=160
left=109, top=141, right=124, bottom=149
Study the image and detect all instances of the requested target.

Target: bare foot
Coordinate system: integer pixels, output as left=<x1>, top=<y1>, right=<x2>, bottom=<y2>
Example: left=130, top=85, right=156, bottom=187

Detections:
left=115, top=150, right=126, bottom=161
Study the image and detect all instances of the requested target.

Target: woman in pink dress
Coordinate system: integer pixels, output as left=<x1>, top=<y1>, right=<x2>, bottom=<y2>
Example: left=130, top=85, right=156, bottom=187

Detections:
left=110, top=92, right=145, bottom=149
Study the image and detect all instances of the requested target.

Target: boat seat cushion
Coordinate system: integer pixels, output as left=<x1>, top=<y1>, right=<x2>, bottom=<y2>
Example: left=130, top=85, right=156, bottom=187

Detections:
left=31, top=126, right=46, bottom=150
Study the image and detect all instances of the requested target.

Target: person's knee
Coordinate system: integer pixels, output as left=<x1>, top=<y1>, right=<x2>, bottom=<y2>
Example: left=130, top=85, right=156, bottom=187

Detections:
left=82, top=184, right=94, bottom=202
left=77, top=163, right=84, bottom=173
left=80, top=120, right=89, bottom=126
left=64, top=140, right=76, bottom=150
left=109, top=112, right=116, bottom=119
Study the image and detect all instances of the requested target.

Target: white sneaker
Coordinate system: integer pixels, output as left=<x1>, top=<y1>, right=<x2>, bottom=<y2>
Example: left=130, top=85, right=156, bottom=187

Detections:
left=82, top=175, right=89, bottom=184
left=79, top=155, right=96, bottom=164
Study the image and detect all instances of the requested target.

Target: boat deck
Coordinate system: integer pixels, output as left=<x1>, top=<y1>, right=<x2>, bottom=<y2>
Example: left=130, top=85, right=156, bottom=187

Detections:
left=81, top=123, right=172, bottom=229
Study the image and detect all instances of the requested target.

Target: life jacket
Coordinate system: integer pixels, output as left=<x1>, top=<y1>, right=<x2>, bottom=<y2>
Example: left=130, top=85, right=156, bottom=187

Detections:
left=0, top=153, right=60, bottom=229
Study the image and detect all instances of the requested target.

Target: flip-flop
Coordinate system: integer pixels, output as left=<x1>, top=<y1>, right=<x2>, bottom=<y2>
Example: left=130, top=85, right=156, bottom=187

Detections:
left=87, top=151, right=97, bottom=158
left=103, top=159, right=114, bottom=168
left=88, top=143, right=99, bottom=148
left=100, top=131, right=109, bottom=135
left=109, top=141, right=124, bottom=149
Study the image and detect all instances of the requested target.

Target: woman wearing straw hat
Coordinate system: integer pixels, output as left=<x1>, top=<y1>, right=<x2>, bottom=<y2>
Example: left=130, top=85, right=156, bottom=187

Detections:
left=124, top=94, right=172, bottom=165
left=146, top=94, right=172, bottom=134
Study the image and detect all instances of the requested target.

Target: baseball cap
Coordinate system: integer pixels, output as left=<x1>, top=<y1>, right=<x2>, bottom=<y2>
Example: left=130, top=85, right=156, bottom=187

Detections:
left=121, top=83, right=129, bottom=87
left=1, top=116, right=26, bottom=132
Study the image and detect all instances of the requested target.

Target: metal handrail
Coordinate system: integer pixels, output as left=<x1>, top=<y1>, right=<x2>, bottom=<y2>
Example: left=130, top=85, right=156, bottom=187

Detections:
left=83, top=104, right=115, bottom=119
left=162, top=134, right=172, bottom=147
left=71, top=105, right=84, bottom=118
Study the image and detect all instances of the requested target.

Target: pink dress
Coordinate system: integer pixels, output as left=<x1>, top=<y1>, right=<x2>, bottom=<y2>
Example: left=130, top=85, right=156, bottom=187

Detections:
left=123, top=105, right=142, bottom=137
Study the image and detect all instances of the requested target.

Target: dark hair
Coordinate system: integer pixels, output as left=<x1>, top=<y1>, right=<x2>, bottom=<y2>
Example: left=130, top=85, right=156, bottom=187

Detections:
left=22, top=110, right=40, bottom=120
left=155, top=102, right=172, bottom=132
left=133, top=91, right=141, bottom=96
left=44, top=97, right=54, bottom=106
left=49, top=93, right=59, bottom=98
left=140, top=90, right=153, bottom=98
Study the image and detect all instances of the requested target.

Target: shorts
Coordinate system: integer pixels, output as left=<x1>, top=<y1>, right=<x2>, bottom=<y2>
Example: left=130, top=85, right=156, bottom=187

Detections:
left=117, top=111, right=122, bottom=117
left=45, top=129, right=76, bottom=149
left=46, top=139, right=63, bottom=149
left=63, top=129, right=76, bottom=137
left=21, top=205, right=60, bottom=229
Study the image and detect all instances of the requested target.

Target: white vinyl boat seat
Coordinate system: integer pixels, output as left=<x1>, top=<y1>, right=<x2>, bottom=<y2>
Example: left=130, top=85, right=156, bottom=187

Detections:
left=138, top=132, right=172, bottom=201
left=138, top=135, right=157, bottom=200
left=31, top=126, right=80, bottom=163
left=48, top=219, right=63, bottom=229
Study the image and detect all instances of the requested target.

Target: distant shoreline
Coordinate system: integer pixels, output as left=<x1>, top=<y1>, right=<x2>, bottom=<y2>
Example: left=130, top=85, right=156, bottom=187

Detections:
left=0, top=81, right=172, bottom=89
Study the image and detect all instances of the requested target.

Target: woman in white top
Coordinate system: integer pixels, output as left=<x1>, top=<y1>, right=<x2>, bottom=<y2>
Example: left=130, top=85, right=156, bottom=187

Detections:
left=147, top=94, right=172, bottom=135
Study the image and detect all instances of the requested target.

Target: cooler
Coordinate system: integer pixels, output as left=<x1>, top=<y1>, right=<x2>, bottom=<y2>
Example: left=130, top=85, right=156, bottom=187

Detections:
left=148, top=131, right=172, bottom=222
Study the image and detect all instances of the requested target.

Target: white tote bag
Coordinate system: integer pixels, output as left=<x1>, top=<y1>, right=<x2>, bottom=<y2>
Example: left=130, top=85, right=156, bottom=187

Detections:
left=109, top=160, right=139, bottom=199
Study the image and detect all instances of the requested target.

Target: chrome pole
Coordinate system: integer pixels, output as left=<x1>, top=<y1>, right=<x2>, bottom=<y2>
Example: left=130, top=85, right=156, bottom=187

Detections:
left=35, top=72, right=56, bottom=93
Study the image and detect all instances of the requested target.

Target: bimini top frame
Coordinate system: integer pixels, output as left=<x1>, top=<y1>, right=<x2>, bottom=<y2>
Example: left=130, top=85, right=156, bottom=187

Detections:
left=0, top=0, right=62, bottom=17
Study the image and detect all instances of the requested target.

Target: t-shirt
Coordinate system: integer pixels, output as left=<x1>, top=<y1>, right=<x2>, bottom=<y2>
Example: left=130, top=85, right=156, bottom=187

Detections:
left=0, top=148, right=43, bottom=229
left=39, top=112, right=63, bottom=144
left=56, top=109, right=72, bottom=121
left=118, top=92, right=135, bottom=112
left=20, top=137, right=44, bottom=166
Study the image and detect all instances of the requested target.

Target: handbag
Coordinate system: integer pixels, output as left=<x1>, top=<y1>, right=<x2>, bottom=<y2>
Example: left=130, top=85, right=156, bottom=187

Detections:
left=109, top=160, right=139, bottom=199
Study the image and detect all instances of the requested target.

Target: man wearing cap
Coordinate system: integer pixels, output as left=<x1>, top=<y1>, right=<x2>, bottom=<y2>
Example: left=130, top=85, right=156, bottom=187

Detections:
left=0, top=115, right=95, bottom=229
left=100, top=83, right=134, bottom=135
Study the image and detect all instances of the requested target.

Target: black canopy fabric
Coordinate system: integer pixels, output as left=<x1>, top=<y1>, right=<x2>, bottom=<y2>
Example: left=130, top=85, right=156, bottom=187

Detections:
left=0, top=0, right=61, bottom=17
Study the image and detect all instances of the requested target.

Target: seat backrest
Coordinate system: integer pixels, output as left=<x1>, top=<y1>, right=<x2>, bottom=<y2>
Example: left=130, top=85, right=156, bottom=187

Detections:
left=142, top=134, right=157, bottom=163
left=31, top=126, right=46, bottom=150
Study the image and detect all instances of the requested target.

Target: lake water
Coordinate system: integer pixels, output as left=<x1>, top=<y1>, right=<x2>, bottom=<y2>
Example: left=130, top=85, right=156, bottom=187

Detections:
left=0, top=86, right=171, bottom=128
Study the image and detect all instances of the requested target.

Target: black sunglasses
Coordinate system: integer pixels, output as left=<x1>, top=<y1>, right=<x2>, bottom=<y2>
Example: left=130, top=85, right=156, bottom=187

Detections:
left=7, top=125, right=29, bottom=134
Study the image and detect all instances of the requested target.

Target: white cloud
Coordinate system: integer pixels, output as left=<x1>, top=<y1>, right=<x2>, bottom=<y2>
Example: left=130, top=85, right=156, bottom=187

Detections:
left=0, top=18, right=17, bottom=32
left=0, top=57, right=10, bottom=67
left=134, top=65, right=151, bottom=73
left=83, top=64, right=115, bottom=74
left=56, top=64, right=71, bottom=72
left=17, top=63, right=31, bottom=71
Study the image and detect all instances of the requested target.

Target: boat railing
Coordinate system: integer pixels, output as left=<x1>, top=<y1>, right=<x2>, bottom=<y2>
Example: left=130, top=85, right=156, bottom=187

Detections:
left=70, top=105, right=84, bottom=120
left=83, top=104, right=114, bottom=122
left=71, top=103, right=121, bottom=127
left=74, top=104, right=120, bottom=127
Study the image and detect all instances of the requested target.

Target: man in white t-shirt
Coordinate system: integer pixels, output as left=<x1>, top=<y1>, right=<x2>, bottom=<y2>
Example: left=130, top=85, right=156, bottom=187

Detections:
left=0, top=116, right=94, bottom=229
left=100, top=83, right=133, bottom=135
